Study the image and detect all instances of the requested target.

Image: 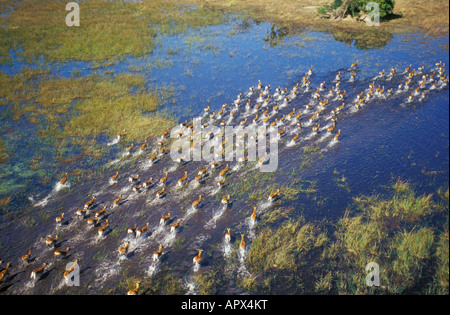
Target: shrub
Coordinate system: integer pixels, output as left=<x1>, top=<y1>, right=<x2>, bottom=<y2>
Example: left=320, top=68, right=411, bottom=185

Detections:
left=318, top=0, right=395, bottom=19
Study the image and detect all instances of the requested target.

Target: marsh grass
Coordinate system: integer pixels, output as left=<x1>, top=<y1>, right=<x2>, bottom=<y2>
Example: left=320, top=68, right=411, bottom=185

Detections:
left=0, top=0, right=227, bottom=64
left=0, top=68, right=176, bottom=208
left=244, top=180, right=449, bottom=294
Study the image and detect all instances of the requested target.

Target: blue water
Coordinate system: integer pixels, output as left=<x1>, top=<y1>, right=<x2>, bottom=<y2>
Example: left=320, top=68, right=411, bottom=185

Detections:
left=0, top=16, right=448, bottom=294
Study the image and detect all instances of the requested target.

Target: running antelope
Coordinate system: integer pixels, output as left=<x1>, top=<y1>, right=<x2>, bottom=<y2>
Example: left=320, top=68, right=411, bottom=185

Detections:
left=219, top=164, right=229, bottom=177
left=127, top=224, right=137, bottom=235
left=127, top=282, right=140, bottom=295
left=159, top=213, right=170, bottom=226
left=268, top=189, right=280, bottom=202
left=192, top=195, right=202, bottom=209
left=125, top=144, right=134, bottom=152
left=156, top=187, right=165, bottom=199
left=136, top=222, right=149, bottom=238
left=54, top=247, right=70, bottom=258
left=193, top=249, right=203, bottom=265
left=60, top=173, right=68, bottom=185
left=250, top=207, right=257, bottom=223
left=221, top=195, right=231, bottom=205
left=98, top=220, right=109, bottom=237
left=177, top=172, right=188, bottom=186
left=128, top=175, right=139, bottom=183
left=119, top=241, right=129, bottom=256
left=153, top=245, right=163, bottom=261
left=21, top=250, right=32, bottom=263
left=171, top=219, right=181, bottom=233
left=143, top=178, right=153, bottom=188
left=45, top=235, right=58, bottom=247
left=63, top=260, right=78, bottom=280
left=55, top=213, right=64, bottom=224
left=225, top=228, right=231, bottom=243
left=240, top=234, right=246, bottom=251
left=95, top=206, right=106, bottom=218
left=30, top=263, right=46, bottom=280
left=160, top=172, right=168, bottom=185
left=117, top=130, right=127, bottom=141
left=84, top=196, right=96, bottom=209
left=334, top=129, right=341, bottom=141
left=113, top=195, right=122, bottom=206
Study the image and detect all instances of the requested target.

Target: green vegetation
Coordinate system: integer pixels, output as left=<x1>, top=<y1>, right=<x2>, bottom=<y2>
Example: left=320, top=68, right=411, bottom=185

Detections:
left=241, top=180, right=449, bottom=294
left=0, top=0, right=227, bottom=64
left=318, top=0, right=396, bottom=19
left=0, top=68, right=175, bottom=208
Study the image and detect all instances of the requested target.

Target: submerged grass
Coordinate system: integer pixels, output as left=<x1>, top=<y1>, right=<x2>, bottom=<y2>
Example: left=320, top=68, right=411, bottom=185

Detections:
left=0, top=68, right=176, bottom=208
left=243, top=180, right=449, bottom=294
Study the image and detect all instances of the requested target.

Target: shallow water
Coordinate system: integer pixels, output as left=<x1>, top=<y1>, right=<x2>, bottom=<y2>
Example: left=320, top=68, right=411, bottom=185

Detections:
left=0, top=17, right=448, bottom=294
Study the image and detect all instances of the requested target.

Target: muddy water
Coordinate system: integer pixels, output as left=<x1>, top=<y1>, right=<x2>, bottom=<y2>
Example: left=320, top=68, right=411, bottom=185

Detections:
left=0, top=17, right=448, bottom=294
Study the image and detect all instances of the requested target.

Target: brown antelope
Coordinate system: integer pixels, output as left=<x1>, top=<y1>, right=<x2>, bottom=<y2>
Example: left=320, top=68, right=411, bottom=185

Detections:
left=160, top=213, right=170, bottom=226
left=128, top=174, right=139, bottom=183
left=139, top=140, right=147, bottom=151
left=113, top=195, right=122, bottom=206
left=54, top=247, right=70, bottom=258
left=219, top=164, right=229, bottom=177
left=225, top=228, right=231, bottom=243
left=221, top=195, right=231, bottom=205
left=30, top=263, right=46, bottom=280
left=177, top=172, right=188, bottom=186
left=98, top=220, right=109, bottom=237
left=156, top=187, right=165, bottom=198
left=87, top=217, right=99, bottom=226
left=127, top=282, right=140, bottom=295
left=268, top=189, right=280, bottom=202
left=111, top=171, right=119, bottom=182
left=45, top=235, right=58, bottom=247
left=60, top=173, right=68, bottom=185
left=240, top=234, right=246, bottom=251
left=127, top=224, right=137, bottom=235
left=334, top=129, right=341, bottom=141
left=84, top=196, right=96, bottom=209
left=171, top=219, right=181, bottom=233
left=133, top=185, right=141, bottom=193
left=193, top=249, right=203, bottom=265
left=192, top=195, right=202, bottom=209
left=160, top=172, right=168, bottom=185
left=136, top=222, right=149, bottom=238
left=117, top=130, right=126, bottom=141
left=198, top=166, right=208, bottom=176
left=21, top=250, right=32, bottom=263
left=250, top=207, right=257, bottom=223
left=143, top=178, right=153, bottom=188
left=125, top=144, right=134, bottom=152
left=153, top=245, right=163, bottom=261
left=119, top=241, right=129, bottom=256
left=149, top=152, right=158, bottom=163
left=55, top=213, right=64, bottom=224
left=95, top=206, right=106, bottom=218
left=63, top=259, right=78, bottom=280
